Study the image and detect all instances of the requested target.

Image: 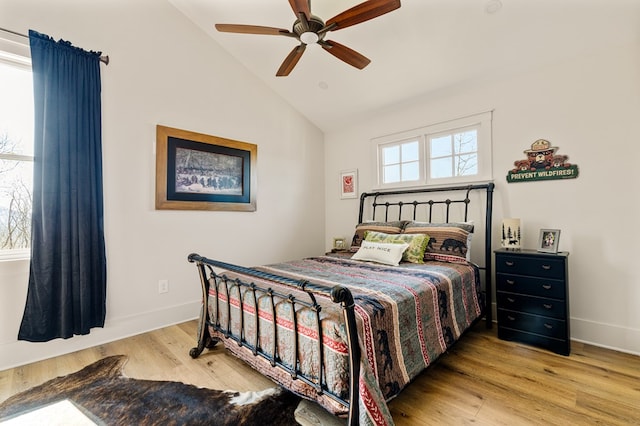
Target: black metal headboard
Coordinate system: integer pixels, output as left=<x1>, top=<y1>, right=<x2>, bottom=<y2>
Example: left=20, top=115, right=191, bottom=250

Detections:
left=358, top=183, right=495, bottom=327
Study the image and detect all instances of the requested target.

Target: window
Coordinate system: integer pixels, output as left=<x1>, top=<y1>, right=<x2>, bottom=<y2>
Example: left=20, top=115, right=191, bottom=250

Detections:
left=0, top=34, right=33, bottom=259
left=373, top=111, right=492, bottom=189
left=380, top=138, right=421, bottom=184
left=429, top=126, right=478, bottom=179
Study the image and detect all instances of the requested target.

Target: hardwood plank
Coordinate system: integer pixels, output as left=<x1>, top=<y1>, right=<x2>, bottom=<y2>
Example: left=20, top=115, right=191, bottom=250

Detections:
left=1, top=321, right=639, bottom=425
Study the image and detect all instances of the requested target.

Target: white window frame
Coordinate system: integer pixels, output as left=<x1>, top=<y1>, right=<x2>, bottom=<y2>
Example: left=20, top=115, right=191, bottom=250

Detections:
left=0, top=32, right=32, bottom=261
left=372, top=111, right=493, bottom=189
left=379, top=136, right=424, bottom=186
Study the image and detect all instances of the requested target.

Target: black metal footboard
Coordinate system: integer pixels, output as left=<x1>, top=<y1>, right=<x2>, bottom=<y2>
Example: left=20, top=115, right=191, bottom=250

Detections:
left=187, top=253, right=360, bottom=425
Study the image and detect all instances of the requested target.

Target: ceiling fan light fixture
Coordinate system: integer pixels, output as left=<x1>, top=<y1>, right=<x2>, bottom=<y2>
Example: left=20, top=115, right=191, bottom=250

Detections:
left=215, top=0, right=402, bottom=76
left=300, top=32, right=319, bottom=45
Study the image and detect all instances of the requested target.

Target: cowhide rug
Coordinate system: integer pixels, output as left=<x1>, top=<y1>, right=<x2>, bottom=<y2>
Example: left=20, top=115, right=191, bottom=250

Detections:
left=0, top=355, right=301, bottom=425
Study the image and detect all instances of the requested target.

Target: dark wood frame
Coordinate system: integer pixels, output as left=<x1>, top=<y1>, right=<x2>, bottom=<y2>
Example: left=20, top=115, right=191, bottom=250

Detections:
left=188, top=183, right=494, bottom=425
left=155, top=125, right=257, bottom=211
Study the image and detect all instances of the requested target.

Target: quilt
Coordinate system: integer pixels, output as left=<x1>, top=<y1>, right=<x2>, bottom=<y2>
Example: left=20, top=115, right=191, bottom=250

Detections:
left=207, top=255, right=482, bottom=426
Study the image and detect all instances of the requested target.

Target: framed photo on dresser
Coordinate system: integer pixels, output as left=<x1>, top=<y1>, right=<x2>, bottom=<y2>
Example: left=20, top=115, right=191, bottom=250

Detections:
left=538, top=229, right=560, bottom=253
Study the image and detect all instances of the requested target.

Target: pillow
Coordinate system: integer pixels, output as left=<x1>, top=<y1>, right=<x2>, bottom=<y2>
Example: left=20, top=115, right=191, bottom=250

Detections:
left=351, top=241, right=410, bottom=266
left=349, top=221, right=407, bottom=252
left=364, top=230, right=429, bottom=264
left=403, top=222, right=474, bottom=263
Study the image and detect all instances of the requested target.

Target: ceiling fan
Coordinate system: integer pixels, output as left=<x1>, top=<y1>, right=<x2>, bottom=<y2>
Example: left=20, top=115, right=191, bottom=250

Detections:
left=215, top=0, right=401, bottom=76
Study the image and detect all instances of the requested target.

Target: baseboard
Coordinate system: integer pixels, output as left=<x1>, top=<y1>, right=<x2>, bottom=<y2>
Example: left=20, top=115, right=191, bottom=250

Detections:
left=0, top=300, right=201, bottom=371
left=570, top=317, right=640, bottom=356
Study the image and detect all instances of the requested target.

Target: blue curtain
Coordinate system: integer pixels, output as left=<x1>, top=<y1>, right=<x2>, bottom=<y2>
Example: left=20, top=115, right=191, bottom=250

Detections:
left=18, top=30, right=106, bottom=342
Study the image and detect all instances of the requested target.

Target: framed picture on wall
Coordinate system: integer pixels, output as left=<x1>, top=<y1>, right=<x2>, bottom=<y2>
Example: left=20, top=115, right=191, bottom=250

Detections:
left=155, top=125, right=257, bottom=212
left=340, top=169, right=358, bottom=199
left=538, top=229, right=561, bottom=253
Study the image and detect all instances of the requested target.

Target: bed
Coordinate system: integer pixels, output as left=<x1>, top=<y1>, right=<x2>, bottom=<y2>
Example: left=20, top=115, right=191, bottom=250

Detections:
left=188, top=183, right=495, bottom=426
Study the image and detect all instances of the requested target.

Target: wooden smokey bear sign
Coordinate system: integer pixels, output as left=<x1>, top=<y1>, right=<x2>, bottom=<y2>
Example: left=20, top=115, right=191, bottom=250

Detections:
left=507, top=139, right=579, bottom=183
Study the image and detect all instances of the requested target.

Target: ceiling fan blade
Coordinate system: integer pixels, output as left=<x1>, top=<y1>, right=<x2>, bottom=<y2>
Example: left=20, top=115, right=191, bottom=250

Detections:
left=288, top=0, right=311, bottom=19
left=326, top=0, right=401, bottom=31
left=276, top=44, right=306, bottom=76
left=320, top=40, right=371, bottom=70
left=215, top=24, right=293, bottom=36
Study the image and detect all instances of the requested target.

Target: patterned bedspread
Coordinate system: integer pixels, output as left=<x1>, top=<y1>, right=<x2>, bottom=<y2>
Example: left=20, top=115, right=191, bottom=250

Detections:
left=207, top=255, right=482, bottom=426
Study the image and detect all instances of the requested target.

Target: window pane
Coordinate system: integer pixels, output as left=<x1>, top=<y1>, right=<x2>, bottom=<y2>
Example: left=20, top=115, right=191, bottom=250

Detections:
left=454, top=130, right=477, bottom=154
left=0, top=62, right=34, bottom=156
left=455, top=153, right=478, bottom=176
left=382, top=145, right=399, bottom=165
left=402, top=161, right=420, bottom=181
left=0, top=59, right=33, bottom=252
left=430, top=135, right=451, bottom=157
left=0, top=159, right=32, bottom=249
left=383, top=164, right=400, bottom=183
left=401, top=141, right=419, bottom=162
left=430, top=157, right=452, bottom=178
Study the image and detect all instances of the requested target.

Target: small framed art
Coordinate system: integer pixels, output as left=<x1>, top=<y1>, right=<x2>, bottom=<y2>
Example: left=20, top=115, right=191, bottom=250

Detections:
left=340, top=169, right=358, bottom=199
left=333, top=237, right=347, bottom=250
left=538, top=229, right=561, bottom=253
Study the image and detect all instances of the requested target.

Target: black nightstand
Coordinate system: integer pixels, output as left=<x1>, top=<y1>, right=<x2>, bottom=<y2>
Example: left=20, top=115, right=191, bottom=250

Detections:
left=495, top=249, right=570, bottom=355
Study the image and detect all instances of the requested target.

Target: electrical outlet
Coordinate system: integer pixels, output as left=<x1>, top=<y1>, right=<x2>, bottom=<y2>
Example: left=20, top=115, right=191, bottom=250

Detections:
left=158, top=279, right=169, bottom=294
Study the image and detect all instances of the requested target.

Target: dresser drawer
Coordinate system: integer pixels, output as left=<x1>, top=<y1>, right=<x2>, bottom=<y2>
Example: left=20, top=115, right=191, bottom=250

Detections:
left=495, top=254, right=565, bottom=280
left=497, top=309, right=567, bottom=339
left=496, top=292, right=565, bottom=319
left=496, top=273, right=566, bottom=299
left=497, top=327, right=570, bottom=356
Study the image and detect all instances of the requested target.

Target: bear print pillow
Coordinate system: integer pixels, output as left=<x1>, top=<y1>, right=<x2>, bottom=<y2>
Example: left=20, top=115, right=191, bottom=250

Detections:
left=403, top=222, right=473, bottom=263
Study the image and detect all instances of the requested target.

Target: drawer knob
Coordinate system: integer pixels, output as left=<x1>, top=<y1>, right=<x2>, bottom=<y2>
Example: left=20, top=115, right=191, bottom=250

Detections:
left=542, top=284, right=552, bottom=290
left=505, top=261, right=515, bottom=267
left=507, top=297, right=516, bottom=303
left=507, top=315, right=516, bottom=321
left=506, top=279, right=515, bottom=285
left=542, top=264, right=552, bottom=270
left=543, top=304, right=553, bottom=309
left=544, top=323, right=553, bottom=329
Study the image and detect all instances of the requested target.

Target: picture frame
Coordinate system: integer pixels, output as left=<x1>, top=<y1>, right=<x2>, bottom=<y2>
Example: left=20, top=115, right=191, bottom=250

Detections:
left=333, top=237, right=347, bottom=251
left=538, top=229, right=561, bottom=253
left=156, top=125, right=257, bottom=211
left=340, top=169, right=358, bottom=199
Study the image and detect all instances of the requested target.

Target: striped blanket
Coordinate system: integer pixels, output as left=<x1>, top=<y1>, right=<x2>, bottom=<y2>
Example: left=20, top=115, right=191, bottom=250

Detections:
left=207, top=255, right=482, bottom=426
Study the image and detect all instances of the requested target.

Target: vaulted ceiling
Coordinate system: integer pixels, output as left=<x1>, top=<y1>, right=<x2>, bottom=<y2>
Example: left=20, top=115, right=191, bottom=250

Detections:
left=169, top=0, right=640, bottom=132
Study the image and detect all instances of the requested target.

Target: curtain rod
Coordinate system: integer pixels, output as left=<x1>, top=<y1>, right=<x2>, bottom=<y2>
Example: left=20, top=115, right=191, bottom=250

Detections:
left=0, top=27, right=109, bottom=65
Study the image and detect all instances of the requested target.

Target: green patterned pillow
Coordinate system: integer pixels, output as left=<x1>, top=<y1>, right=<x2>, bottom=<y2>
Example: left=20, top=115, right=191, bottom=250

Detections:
left=364, top=231, right=429, bottom=264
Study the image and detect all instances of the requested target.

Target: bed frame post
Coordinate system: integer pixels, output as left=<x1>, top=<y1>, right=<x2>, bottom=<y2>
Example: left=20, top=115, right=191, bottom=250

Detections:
left=187, top=253, right=218, bottom=358
left=484, top=182, right=495, bottom=328
left=331, top=285, right=360, bottom=426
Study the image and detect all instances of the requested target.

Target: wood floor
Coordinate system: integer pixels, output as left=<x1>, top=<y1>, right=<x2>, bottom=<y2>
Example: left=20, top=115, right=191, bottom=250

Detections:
left=1, top=320, right=639, bottom=425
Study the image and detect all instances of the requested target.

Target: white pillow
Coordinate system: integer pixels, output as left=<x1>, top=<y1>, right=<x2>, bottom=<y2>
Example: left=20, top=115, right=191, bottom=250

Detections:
left=351, top=241, right=410, bottom=266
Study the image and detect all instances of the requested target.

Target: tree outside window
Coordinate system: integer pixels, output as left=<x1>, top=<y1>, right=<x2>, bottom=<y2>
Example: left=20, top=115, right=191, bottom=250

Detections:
left=429, top=128, right=478, bottom=179
left=0, top=60, right=33, bottom=253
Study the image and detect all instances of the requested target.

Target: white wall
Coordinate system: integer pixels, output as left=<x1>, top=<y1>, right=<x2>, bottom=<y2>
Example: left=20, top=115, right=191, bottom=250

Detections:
left=325, top=41, right=640, bottom=355
left=0, top=0, right=325, bottom=370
